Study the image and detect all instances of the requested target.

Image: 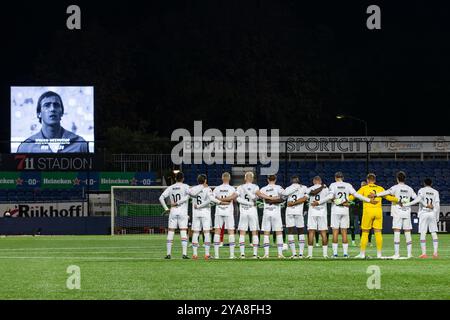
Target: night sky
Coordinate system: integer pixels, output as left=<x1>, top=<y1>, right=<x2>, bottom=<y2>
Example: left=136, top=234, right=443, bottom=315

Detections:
left=0, top=0, right=449, bottom=152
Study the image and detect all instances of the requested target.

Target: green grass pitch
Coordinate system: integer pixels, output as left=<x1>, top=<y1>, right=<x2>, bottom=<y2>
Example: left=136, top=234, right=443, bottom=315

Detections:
left=0, top=234, right=448, bottom=300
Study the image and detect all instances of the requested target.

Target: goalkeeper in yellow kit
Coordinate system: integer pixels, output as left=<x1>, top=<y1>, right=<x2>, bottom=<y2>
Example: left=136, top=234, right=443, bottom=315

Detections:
left=350, top=173, right=398, bottom=259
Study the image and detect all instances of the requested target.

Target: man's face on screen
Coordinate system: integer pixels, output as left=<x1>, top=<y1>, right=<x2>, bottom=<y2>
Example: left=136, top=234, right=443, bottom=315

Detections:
left=39, top=96, right=63, bottom=126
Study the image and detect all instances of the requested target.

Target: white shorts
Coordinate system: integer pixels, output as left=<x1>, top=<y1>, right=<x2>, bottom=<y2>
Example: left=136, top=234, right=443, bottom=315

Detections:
left=261, top=211, right=283, bottom=232
left=285, top=214, right=304, bottom=228
left=238, top=209, right=259, bottom=231
left=192, top=214, right=212, bottom=232
left=307, top=214, right=328, bottom=231
left=392, top=216, right=412, bottom=230
left=168, top=213, right=188, bottom=229
left=214, top=215, right=235, bottom=230
left=418, top=212, right=438, bottom=234
left=331, top=214, right=349, bottom=229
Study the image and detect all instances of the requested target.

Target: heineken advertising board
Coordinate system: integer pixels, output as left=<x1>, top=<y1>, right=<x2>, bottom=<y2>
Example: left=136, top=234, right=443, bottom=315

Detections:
left=0, top=172, right=156, bottom=191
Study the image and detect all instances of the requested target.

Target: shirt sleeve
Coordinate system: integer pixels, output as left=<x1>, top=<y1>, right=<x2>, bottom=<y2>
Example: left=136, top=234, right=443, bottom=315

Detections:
left=236, top=196, right=253, bottom=206
left=350, top=187, right=371, bottom=203
left=318, top=189, right=333, bottom=205
left=188, top=185, right=203, bottom=197
left=159, top=187, right=170, bottom=211
left=377, top=188, right=392, bottom=197
left=282, top=185, right=297, bottom=196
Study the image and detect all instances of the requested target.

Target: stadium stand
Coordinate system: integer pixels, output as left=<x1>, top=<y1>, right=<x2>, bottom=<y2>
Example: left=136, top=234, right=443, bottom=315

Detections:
left=182, top=160, right=450, bottom=203
left=0, top=189, right=84, bottom=202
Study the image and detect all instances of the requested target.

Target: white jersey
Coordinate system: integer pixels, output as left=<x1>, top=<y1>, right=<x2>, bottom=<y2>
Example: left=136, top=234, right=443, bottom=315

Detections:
left=329, top=181, right=364, bottom=215
left=213, top=184, right=237, bottom=216
left=260, top=184, right=285, bottom=212
left=283, top=183, right=308, bottom=215
left=307, top=184, right=330, bottom=217
left=417, top=186, right=440, bottom=217
left=189, top=185, right=214, bottom=216
left=236, top=183, right=259, bottom=212
left=159, top=182, right=190, bottom=215
left=384, top=183, right=417, bottom=218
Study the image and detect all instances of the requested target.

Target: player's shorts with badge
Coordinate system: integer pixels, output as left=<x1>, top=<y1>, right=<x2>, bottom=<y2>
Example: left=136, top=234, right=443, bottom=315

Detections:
left=285, top=213, right=304, bottom=228
left=331, top=213, right=350, bottom=229
left=361, top=209, right=383, bottom=230
left=307, top=212, right=328, bottom=231
left=214, top=214, right=235, bottom=230
left=168, top=212, right=189, bottom=229
left=418, top=211, right=438, bottom=233
left=192, top=212, right=212, bottom=232
left=392, top=207, right=412, bottom=230
left=261, top=207, right=283, bottom=232
left=238, top=207, right=259, bottom=231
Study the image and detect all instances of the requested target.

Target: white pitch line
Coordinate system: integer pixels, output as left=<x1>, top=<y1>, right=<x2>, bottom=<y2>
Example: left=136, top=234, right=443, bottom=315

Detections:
left=0, top=256, right=163, bottom=260
left=0, top=246, right=154, bottom=251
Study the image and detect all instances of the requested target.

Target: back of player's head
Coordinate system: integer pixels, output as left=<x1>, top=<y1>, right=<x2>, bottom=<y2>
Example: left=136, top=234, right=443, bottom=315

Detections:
left=291, top=175, right=300, bottom=184
left=424, top=178, right=433, bottom=186
left=267, top=174, right=277, bottom=182
left=313, top=176, right=322, bottom=184
left=244, top=171, right=254, bottom=182
left=197, top=174, right=207, bottom=184
left=175, top=171, right=184, bottom=182
left=36, top=91, right=64, bottom=123
left=222, top=172, right=231, bottom=182
left=396, top=171, right=406, bottom=182
left=366, top=173, right=376, bottom=183
left=335, top=171, right=344, bottom=180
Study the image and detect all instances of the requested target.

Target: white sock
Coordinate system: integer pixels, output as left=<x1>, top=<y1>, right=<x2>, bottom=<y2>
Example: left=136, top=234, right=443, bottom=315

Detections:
left=322, top=245, right=328, bottom=257
left=308, top=245, right=313, bottom=257
left=431, top=232, right=438, bottom=254
left=332, top=243, right=338, bottom=256
left=229, top=234, right=236, bottom=257
left=180, top=230, right=188, bottom=256
left=263, top=235, right=270, bottom=256
left=343, top=243, right=349, bottom=256
left=166, top=231, right=174, bottom=255
left=192, top=232, right=199, bottom=256
left=252, top=235, right=259, bottom=256
left=288, top=235, right=296, bottom=256
left=420, top=233, right=427, bottom=255
left=276, top=234, right=284, bottom=255
left=214, top=234, right=221, bottom=258
left=405, top=231, right=412, bottom=256
left=298, top=234, right=305, bottom=256
left=394, top=231, right=400, bottom=256
left=204, top=232, right=211, bottom=256
left=239, top=235, right=245, bottom=255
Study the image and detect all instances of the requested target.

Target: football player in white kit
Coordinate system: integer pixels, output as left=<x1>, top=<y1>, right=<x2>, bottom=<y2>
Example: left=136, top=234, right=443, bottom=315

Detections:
left=158, top=172, right=191, bottom=259
left=307, top=176, right=331, bottom=259
left=281, top=176, right=309, bottom=258
left=236, top=172, right=261, bottom=259
left=213, top=172, right=238, bottom=259
left=403, top=178, right=440, bottom=258
left=327, top=172, right=373, bottom=258
left=374, top=171, right=417, bottom=259
left=188, top=174, right=228, bottom=260
left=256, top=174, right=286, bottom=259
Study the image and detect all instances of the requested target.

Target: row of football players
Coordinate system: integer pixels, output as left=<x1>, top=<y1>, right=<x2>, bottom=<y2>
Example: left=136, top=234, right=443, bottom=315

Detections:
left=159, top=171, right=440, bottom=259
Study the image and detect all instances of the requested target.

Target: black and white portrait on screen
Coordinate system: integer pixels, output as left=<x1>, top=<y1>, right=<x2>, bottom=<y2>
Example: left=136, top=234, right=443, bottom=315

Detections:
left=11, top=87, right=94, bottom=153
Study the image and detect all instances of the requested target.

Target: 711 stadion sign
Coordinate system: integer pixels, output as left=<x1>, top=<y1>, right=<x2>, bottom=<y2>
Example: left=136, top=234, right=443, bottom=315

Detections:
left=4, top=154, right=97, bottom=171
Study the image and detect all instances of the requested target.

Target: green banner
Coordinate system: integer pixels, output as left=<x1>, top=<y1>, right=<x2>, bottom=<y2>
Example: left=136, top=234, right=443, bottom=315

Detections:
left=0, top=172, right=22, bottom=189
left=41, top=172, right=79, bottom=189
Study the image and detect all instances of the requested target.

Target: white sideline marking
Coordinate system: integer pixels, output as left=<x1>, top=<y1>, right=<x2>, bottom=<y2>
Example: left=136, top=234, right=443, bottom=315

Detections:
left=0, top=246, right=152, bottom=251
left=0, top=256, right=162, bottom=260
